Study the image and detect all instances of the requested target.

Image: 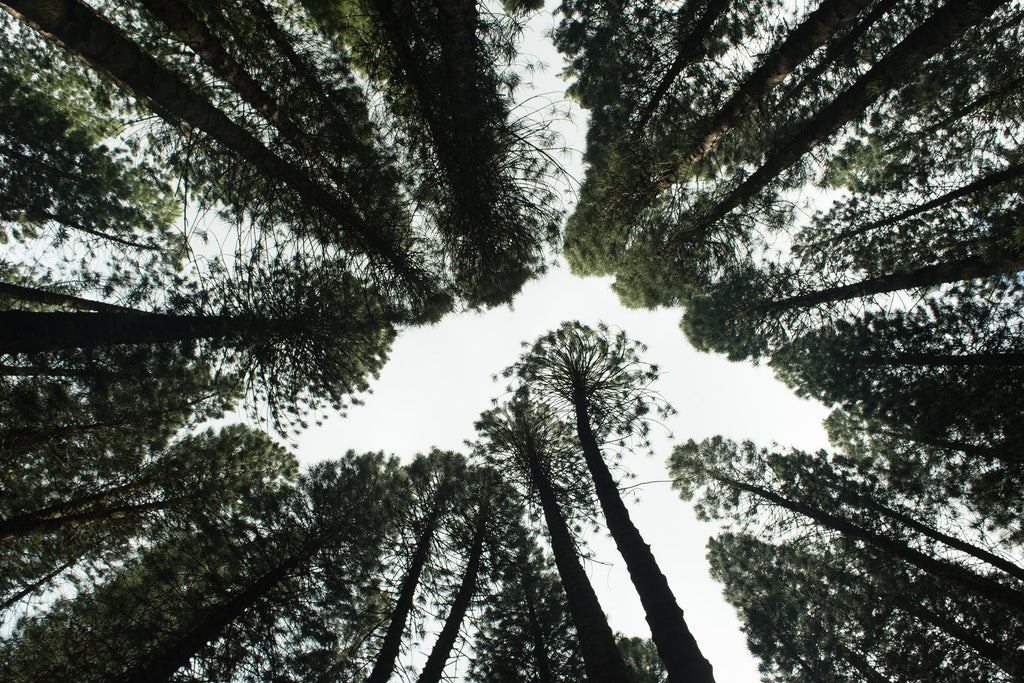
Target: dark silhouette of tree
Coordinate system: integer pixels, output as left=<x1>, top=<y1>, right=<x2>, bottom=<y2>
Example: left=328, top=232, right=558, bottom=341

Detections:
left=506, top=322, right=713, bottom=683
left=476, top=395, right=631, bottom=682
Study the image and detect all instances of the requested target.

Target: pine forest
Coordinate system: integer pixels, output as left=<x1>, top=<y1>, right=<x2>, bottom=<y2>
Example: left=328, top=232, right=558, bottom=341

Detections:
left=0, top=0, right=1021, bottom=680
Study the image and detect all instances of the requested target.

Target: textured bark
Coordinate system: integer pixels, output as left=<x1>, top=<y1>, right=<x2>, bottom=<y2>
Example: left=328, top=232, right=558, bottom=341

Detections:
left=758, top=252, right=1024, bottom=315
left=661, top=0, right=873, bottom=178
left=573, top=391, right=715, bottom=683
left=525, top=446, right=630, bottom=683
left=416, top=505, right=488, bottom=683
left=0, top=0, right=414, bottom=274
left=716, top=471, right=1024, bottom=617
left=634, top=0, right=732, bottom=132
left=366, top=507, right=442, bottom=683
left=122, top=550, right=307, bottom=683
left=689, top=0, right=1011, bottom=240
left=0, top=282, right=139, bottom=314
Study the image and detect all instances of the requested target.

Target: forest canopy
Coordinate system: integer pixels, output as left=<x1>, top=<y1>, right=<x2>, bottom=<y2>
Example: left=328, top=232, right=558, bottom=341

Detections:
left=2, top=0, right=1022, bottom=680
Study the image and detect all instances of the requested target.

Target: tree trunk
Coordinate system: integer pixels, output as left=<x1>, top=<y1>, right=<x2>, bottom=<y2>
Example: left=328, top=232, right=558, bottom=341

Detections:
left=122, top=549, right=308, bottom=683
left=817, top=160, right=1024, bottom=246
left=659, top=0, right=873, bottom=179
left=572, top=388, right=715, bottom=683
left=0, top=496, right=189, bottom=540
left=634, top=0, right=731, bottom=132
left=716, top=470, right=1024, bottom=617
left=0, top=282, right=139, bottom=314
left=0, top=310, right=253, bottom=354
left=858, top=495, right=1024, bottom=582
left=689, top=0, right=1011, bottom=239
left=0, top=0, right=414, bottom=276
left=522, top=575, right=556, bottom=683
left=525, top=445, right=630, bottom=683
left=0, top=555, right=81, bottom=611
left=417, top=504, right=488, bottom=683
left=366, top=506, right=442, bottom=683
left=758, top=251, right=1024, bottom=315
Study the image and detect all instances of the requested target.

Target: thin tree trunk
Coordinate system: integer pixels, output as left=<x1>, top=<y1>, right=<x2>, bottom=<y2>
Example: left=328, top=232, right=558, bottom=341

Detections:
left=908, top=595, right=1024, bottom=676
left=122, top=549, right=308, bottom=683
left=522, top=576, right=556, bottom=683
left=525, top=445, right=630, bottom=683
left=688, top=0, right=1011, bottom=241
left=0, top=310, right=249, bottom=354
left=0, top=282, right=139, bottom=314
left=812, top=161, right=1024, bottom=247
left=857, top=495, right=1024, bottom=582
left=633, top=0, right=731, bottom=132
left=0, top=555, right=81, bottom=611
left=0, top=477, right=158, bottom=538
left=0, top=0, right=416, bottom=277
left=715, top=470, right=1024, bottom=617
left=757, top=252, right=1024, bottom=316
left=572, top=388, right=715, bottom=683
left=366, top=507, right=442, bottom=683
left=417, top=504, right=488, bottom=683
left=658, top=0, right=873, bottom=181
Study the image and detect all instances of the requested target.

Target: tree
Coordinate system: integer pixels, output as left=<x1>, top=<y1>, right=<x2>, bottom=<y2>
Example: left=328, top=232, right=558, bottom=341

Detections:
left=476, top=395, right=632, bottom=682
left=1, top=451, right=403, bottom=682
left=506, top=322, right=714, bottom=683
left=670, top=437, right=1024, bottom=618
left=708, top=532, right=1024, bottom=681
left=468, top=530, right=587, bottom=683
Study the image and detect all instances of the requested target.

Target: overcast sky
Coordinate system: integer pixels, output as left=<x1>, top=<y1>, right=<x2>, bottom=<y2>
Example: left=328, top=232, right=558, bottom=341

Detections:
left=283, top=8, right=833, bottom=680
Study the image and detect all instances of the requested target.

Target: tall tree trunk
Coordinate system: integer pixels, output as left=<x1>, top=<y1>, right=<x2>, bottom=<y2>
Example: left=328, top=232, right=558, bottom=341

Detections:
left=688, top=0, right=1011, bottom=240
left=122, top=548, right=309, bottom=683
left=417, top=504, right=488, bottom=683
left=0, top=0, right=415, bottom=277
left=0, top=310, right=250, bottom=354
left=658, top=0, right=873, bottom=181
left=714, top=470, right=1024, bottom=617
left=0, top=496, right=190, bottom=540
left=856, top=495, right=1024, bottom=582
left=525, top=445, right=631, bottom=683
left=572, top=388, right=715, bottom=683
left=366, top=507, right=442, bottom=683
left=0, top=282, right=139, bottom=314
left=634, top=0, right=731, bottom=132
left=757, top=251, right=1024, bottom=315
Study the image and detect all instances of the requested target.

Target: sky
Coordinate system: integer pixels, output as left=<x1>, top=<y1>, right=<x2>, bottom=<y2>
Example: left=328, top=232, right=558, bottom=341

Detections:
left=281, top=7, right=834, bottom=680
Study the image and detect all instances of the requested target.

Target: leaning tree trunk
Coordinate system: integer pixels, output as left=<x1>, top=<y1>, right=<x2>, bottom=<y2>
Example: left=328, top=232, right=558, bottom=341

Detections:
left=416, top=503, right=488, bottom=683
left=522, top=575, right=556, bottom=683
left=756, top=252, right=1024, bottom=316
left=572, top=389, right=715, bottom=683
left=658, top=0, right=874, bottom=183
left=366, top=506, right=442, bottom=683
left=525, top=445, right=630, bottom=683
left=716, top=470, right=1024, bottom=618
left=0, top=310, right=250, bottom=354
left=688, top=0, right=1011, bottom=240
left=0, top=282, right=138, bottom=314
left=122, top=548, right=309, bottom=683
left=0, top=496, right=190, bottom=541
left=0, top=0, right=414, bottom=275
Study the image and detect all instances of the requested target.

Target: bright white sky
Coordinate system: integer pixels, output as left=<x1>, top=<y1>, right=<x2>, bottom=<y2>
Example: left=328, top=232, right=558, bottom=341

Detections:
left=283, top=7, right=832, bottom=680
